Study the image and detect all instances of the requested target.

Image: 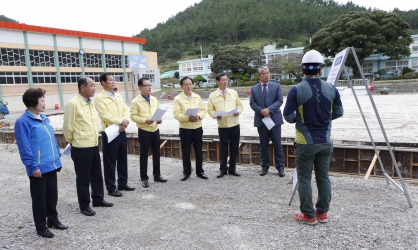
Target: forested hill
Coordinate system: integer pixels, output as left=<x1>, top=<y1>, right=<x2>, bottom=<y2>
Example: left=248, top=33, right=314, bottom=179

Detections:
left=135, top=0, right=418, bottom=57
left=0, top=15, right=18, bottom=22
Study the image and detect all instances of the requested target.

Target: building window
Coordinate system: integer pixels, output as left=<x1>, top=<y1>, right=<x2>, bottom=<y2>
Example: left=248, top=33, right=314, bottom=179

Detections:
left=58, top=52, right=80, bottom=67
left=362, top=63, right=373, bottom=73
left=0, top=72, right=29, bottom=84
left=182, top=63, right=192, bottom=73
left=193, top=62, right=203, bottom=71
left=412, top=46, right=418, bottom=52
left=32, top=72, right=57, bottom=84
left=29, top=50, right=55, bottom=67
left=411, top=59, right=418, bottom=72
left=105, top=54, right=123, bottom=68
left=84, top=72, right=101, bottom=83
left=142, top=73, right=155, bottom=83
left=0, top=48, right=26, bottom=66
left=84, top=53, right=102, bottom=68
left=108, top=72, right=124, bottom=82
left=60, top=72, right=81, bottom=83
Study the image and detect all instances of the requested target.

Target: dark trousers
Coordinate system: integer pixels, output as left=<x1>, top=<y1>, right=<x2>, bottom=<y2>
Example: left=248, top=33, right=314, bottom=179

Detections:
left=71, top=146, right=104, bottom=210
left=102, top=131, right=128, bottom=191
left=138, top=128, right=161, bottom=181
left=295, top=142, right=333, bottom=218
left=29, top=170, right=58, bottom=231
left=218, top=125, right=240, bottom=173
left=179, top=127, right=204, bottom=176
left=257, top=124, right=285, bottom=171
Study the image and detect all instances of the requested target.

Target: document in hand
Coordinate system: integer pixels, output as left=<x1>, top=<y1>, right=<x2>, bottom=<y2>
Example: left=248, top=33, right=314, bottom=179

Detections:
left=184, top=107, right=200, bottom=116
left=62, top=143, right=72, bottom=157
left=151, top=108, right=167, bottom=121
left=213, top=107, right=238, bottom=116
left=262, top=117, right=275, bottom=130
left=105, top=124, right=120, bottom=143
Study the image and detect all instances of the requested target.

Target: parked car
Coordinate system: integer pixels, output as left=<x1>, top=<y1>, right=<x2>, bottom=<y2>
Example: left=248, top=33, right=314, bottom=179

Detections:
left=200, top=83, right=216, bottom=88
left=162, top=83, right=173, bottom=88
left=0, top=101, right=9, bottom=119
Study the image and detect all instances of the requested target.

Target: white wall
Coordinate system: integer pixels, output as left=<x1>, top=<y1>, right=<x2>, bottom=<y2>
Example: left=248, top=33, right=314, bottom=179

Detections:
left=82, top=38, right=102, bottom=50
left=27, top=32, right=54, bottom=46
left=124, top=42, right=141, bottom=53
left=0, top=29, right=24, bottom=44
left=56, top=35, right=79, bottom=48
left=104, top=40, right=122, bottom=51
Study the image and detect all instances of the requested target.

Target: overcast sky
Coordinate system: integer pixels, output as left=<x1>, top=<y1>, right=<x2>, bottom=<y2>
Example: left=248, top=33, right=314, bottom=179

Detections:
left=1, top=0, right=417, bottom=37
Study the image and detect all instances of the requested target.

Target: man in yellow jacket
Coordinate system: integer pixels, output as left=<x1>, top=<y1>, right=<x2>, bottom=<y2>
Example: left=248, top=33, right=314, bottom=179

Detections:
left=94, top=73, right=135, bottom=198
left=173, top=77, right=207, bottom=181
left=130, top=77, right=167, bottom=188
left=207, top=73, right=243, bottom=178
left=63, top=77, right=113, bottom=216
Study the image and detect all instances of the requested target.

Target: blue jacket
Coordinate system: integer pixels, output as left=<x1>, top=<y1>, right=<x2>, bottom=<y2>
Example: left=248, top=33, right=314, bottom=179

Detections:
left=15, top=110, right=62, bottom=176
left=283, top=76, right=344, bottom=144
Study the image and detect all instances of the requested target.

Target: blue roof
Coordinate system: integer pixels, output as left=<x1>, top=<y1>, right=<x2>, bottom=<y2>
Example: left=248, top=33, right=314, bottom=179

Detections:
left=161, top=70, right=178, bottom=78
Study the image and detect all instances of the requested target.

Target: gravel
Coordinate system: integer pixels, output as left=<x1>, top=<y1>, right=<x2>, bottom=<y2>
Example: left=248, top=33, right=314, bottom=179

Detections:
left=1, top=143, right=418, bottom=249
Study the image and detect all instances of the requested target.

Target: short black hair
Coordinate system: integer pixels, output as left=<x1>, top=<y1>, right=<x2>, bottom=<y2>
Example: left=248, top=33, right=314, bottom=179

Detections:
left=138, top=77, right=149, bottom=87
left=78, top=77, right=88, bottom=91
left=302, top=63, right=321, bottom=76
left=180, top=76, right=193, bottom=86
left=215, top=73, right=227, bottom=81
left=99, top=73, right=112, bottom=85
left=22, top=88, right=46, bottom=108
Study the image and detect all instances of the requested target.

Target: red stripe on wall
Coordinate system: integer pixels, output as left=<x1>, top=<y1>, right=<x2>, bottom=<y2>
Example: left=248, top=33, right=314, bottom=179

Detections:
left=0, top=21, right=146, bottom=44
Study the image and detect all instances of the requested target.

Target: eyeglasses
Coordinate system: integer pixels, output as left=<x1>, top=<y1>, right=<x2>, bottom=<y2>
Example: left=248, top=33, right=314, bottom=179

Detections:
left=140, top=84, right=151, bottom=87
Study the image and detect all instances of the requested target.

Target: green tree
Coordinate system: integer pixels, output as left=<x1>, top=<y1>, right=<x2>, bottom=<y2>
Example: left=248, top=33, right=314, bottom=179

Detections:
left=306, top=11, right=413, bottom=77
left=268, top=52, right=303, bottom=82
left=174, top=71, right=179, bottom=79
left=165, top=48, right=182, bottom=60
left=192, top=75, right=207, bottom=87
left=210, top=45, right=263, bottom=75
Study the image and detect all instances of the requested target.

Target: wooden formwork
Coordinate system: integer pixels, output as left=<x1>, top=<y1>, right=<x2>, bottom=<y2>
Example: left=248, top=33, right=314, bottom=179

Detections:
left=2, top=130, right=418, bottom=180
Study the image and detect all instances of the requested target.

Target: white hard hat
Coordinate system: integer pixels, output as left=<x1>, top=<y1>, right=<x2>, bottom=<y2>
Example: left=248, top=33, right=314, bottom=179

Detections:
left=301, top=50, right=324, bottom=64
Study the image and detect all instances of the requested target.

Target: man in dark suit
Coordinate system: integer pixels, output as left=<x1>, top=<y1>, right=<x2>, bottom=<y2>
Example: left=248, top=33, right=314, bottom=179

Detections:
left=250, top=66, right=286, bottom=177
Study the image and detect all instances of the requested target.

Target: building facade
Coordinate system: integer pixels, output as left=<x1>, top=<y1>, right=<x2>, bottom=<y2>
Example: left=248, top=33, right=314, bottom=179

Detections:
left=177, top=55, right=215, bottom=84
left=0, top=21, right=160, bottom=111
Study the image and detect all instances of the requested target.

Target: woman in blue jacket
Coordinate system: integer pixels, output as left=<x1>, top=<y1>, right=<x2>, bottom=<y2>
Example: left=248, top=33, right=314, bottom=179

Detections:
left=15, top=88, right=68, bottom=238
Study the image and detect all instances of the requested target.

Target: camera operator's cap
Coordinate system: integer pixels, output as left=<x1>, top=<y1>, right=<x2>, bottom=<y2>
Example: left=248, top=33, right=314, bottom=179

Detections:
left=301, top=50, right=324, bottom=69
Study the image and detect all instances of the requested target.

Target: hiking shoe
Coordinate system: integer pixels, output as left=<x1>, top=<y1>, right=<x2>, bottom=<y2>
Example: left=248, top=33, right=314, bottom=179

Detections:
left=316, top=211, right=328, bottom=223
left=294, top=213, right=318, bottom=225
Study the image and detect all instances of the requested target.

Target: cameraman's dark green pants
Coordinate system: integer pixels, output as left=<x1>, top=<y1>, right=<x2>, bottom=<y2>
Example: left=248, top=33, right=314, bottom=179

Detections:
left=295, top=142, right=333, bottom=219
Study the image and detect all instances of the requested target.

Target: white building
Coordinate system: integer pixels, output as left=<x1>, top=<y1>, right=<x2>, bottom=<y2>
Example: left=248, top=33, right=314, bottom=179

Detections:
left=177, top=55, right=215, bottom=84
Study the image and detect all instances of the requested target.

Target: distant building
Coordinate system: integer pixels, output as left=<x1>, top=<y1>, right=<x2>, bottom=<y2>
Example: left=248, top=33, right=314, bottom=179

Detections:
left=177, top=55, right=215, bottom=84
left=0, top=21, right=160, bottom=111
left=263, top=34, right=418, bottom=81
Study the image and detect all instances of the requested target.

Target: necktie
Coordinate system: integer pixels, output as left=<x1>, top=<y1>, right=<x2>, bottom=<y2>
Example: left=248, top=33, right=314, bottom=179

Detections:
left=222, top=90, right=226, bottom=100
left=263, top=84, right=267, bottom=100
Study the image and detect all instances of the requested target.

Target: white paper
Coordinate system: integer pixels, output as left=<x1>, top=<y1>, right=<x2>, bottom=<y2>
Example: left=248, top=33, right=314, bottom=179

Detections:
left=213, top=107, right=238, bottom=116
left=184, top=107, right=200, bottom=116
left=292, top=168, right=298, bottom=192
left=105, top=124, right=120, bottom=143
left=262, top=117, right=275, bottom=130
left=62, top=143, right=71, bottom=157
left=151, top=108, right=167, bottom=121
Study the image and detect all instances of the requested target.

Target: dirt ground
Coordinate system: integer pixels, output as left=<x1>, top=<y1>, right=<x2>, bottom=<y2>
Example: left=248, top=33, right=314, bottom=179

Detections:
left=1, top=143, right=418, bottom=249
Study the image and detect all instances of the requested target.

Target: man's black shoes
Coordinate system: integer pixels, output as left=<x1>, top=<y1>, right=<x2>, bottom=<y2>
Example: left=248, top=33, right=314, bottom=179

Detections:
left=181, top=174, right=190, bottom=181
left=197, top=173, right=208, bottom=179
left=278, top=169, right=285, bottom=177
left=217, top=172, right=227, bottom=178
left=228, top=170, right=241, bottom=176
left=92, top=200, right=114, bottom=207
left=108, top=189, right=123, bottom=197
left=118, top=185, right=135, bottom=191
left=260, top=170, right=268, bottom=176
left=37, top=228, right=54, bottom=238
left=80, top=207, right=96, bottom=216
left=47, top=221, right=68, bottom=230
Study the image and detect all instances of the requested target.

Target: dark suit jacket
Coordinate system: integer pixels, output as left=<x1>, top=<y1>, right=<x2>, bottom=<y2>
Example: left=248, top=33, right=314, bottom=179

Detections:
left=250, top=82, right=284, bottom=127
